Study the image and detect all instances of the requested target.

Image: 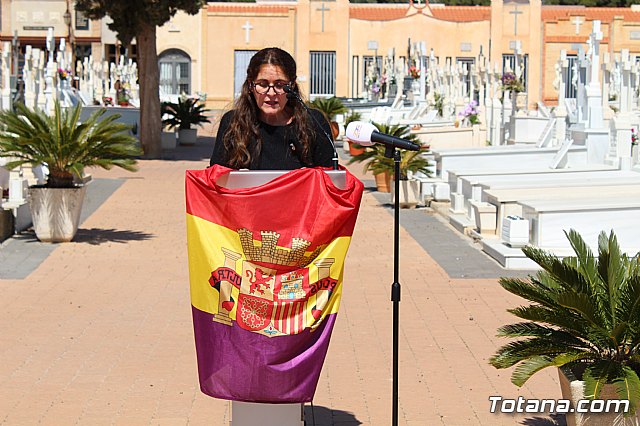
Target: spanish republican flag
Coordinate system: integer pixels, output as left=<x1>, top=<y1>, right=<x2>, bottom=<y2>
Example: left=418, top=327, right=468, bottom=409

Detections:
left=186, top=165, right=363, bottom=403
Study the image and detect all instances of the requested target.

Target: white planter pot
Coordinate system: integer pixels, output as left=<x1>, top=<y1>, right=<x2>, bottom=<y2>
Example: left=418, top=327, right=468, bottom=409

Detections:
left=559, top=366, right=640, bottom=426
left=179, top=128, right=198, bottom=145
left=29, top=186, right=87, bottom=242
left=390, top=179, right=420, bottom=208
left=161, top=130, right=177, bottom=149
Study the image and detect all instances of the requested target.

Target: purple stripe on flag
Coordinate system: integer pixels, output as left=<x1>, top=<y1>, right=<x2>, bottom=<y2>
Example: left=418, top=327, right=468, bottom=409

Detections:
left=191, top=305, right=337, bottom=403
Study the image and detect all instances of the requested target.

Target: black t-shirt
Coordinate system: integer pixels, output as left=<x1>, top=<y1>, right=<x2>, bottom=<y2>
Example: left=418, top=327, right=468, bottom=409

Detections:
left=209, top=109, right=335, bottom=170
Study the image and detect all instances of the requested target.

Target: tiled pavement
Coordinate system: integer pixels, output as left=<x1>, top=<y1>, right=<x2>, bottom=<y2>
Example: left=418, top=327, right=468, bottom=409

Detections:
left=0, top=137, right=564, bottom=425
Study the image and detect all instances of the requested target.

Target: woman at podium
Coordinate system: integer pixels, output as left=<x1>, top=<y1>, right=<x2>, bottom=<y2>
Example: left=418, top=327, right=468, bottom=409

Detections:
left=210, top=47, right=335, bottom=170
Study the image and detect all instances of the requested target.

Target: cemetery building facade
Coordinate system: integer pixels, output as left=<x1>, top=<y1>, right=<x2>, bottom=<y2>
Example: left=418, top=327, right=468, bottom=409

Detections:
left=3, top=1, right=640, bottom=110
left=198, top=0, right=640, bottom=110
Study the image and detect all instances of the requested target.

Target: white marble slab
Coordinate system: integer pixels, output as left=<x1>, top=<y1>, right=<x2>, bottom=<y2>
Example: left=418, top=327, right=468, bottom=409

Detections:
left=520, top=195, right=640, bottom=253
left=434, top=145, right=589, bottom=181
left=460, top=170, right=640, bottom=219
left=447, top=164, right=615, bottom=193
left=483, top=184, right=640, bottom=239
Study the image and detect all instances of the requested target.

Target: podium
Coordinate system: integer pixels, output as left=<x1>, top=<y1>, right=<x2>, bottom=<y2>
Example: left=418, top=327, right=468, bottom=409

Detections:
left=217, top=168, right=346, bottom=426
left=217, top=169, right=346, bottom=190
left=230, top=401, right=304, bottom=426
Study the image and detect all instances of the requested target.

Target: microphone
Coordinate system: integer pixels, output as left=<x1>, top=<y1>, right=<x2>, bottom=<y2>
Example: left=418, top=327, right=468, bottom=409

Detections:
left=283, top=85, right=339, bottom=170
left=345, top=121, right=421, bottom=151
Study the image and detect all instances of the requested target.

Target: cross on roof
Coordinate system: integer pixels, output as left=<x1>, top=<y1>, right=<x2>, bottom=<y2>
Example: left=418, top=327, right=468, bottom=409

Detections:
left=317, top=2, right=330, bottom=33
left=509, top=4, right=523, bottom=36
left=242, top=21, right=253, bottom=45
left=571, top=16, right=584, bottom=35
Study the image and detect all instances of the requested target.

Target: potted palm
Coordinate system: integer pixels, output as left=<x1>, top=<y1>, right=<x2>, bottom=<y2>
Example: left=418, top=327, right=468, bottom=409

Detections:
left=162, top=97, right=211, bottom=145
left=344, top=110, right=364, bottom=155
left=0, top=101, right=141, bottom=242
left=310, top=97, right=348, bottom=140
left=490, top=229, right=640, bottom=426
left=348, top=123, right=430, bottom=205
left=160, top=101, right=177, bottom=150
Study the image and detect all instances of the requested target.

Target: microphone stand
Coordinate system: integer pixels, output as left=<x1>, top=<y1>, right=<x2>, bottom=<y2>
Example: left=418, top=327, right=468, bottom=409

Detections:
left=385, top=144, right=401, bottom=426
left=284, top=88, right=339, bottom=170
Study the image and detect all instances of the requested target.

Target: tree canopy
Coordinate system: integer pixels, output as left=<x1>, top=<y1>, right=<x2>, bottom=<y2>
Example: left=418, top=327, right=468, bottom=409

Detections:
left=207, top=0, right=640, bottom=5
left=74, top=0, right=206, bottom=158
left=75, top=1, right=205, bottom=45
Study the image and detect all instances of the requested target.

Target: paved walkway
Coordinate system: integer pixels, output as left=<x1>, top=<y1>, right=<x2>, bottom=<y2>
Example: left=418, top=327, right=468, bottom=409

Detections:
left=0, top=137, right=563, bottom=425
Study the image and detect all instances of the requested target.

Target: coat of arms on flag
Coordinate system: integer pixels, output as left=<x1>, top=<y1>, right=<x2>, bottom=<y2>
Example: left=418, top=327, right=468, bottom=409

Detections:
left=207, top=227, right=339, bottom=337
left=186, top=165, right=363, bottom=403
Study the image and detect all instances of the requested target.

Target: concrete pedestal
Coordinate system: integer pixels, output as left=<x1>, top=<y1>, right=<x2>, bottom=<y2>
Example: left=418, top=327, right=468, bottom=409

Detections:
left=507, top=115, right=550, bottom=145
left=0, top=207, right=13, bottom=242
left=230, top=401, right=304, bottom=426
left=571, top=128, right=609, bottom=164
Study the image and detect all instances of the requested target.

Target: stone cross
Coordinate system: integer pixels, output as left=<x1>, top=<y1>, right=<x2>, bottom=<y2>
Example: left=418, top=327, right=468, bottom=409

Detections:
left=553, top=50, right=568, bottom=145
left=1, top=43, right=11, bottom=110
left=509, top=4, right=523, bottom=36
left=316, top=2, right=330, bottom=33
left=23, top=46, right=35, bottom=109
left=420, top=42, right=427, bottom=95
left=557, top=50, right=567, bottom=105
left=576, top=46, right=587, bottom=122
left=36, top=50, right=46, bottom=111
left=511, top=40, right=523, bottom=81
left=620, top=49, right=631, bottom=114
left=587, top=20, right=603, bottom=86
left=572, top=16, right=584, bottom=35
left=44, top=60, right=56, bottom=114
left=601, top=52, right=612, bottom=115
left=242, top=21, right=253, bottom=44
left=46, top=28, right=54, bottom=63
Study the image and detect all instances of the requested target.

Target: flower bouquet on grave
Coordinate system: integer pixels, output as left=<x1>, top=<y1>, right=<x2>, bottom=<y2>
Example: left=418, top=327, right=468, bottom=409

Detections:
left=632, top=129, right=638, bottom=146
left=458, top=100, right=480, bottom=126
left=371, top=81, right=381, bottom=96
left=379, top=74, right=388, bottom=97
left=409, top=66, right=420, bottom=80
left=57, top=68, right=71, bottom=81
left=500, top=72, right=524, bottom=93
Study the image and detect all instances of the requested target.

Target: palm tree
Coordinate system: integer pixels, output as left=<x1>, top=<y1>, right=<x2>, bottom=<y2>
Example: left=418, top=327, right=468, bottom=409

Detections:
left=310, top=97, right=348, bottom=122
left=162, top=97, right=211, bottom=131
left=75, top=0, right=206, bottom=159
left=0, top=102, right=141, bottom=187
left=490, top=229, right=640, bottom=411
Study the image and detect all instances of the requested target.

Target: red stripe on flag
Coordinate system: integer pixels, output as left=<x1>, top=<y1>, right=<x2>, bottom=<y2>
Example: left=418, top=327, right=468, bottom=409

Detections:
left=273, top=301, right=306, bottom=335
left=185, top=166, right=364, bottom=243
left=298, top=303, right=304, bottom=331
left=287, top=303, right=294, bottom=334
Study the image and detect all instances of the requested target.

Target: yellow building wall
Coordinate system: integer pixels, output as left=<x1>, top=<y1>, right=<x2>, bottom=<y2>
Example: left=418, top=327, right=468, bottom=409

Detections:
left=157, top=10, right=203, bottom=97
left=348, top=15, right=489, bottom=97
left=612, top=17, right=640, bottom=56
left=196, top=1, right=640, bottom=110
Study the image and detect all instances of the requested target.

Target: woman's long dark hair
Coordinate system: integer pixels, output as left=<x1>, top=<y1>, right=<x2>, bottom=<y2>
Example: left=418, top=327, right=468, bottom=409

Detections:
left=223, top=47, right=314, bottom=168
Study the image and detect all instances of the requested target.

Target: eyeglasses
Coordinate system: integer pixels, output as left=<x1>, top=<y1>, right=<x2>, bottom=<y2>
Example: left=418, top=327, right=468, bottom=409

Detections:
left=251, top=80, right=291, bottom=95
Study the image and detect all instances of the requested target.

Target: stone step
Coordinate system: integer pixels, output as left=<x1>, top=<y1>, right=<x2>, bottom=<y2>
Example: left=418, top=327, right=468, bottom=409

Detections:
left=449, top=213, right=474, bottom=235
